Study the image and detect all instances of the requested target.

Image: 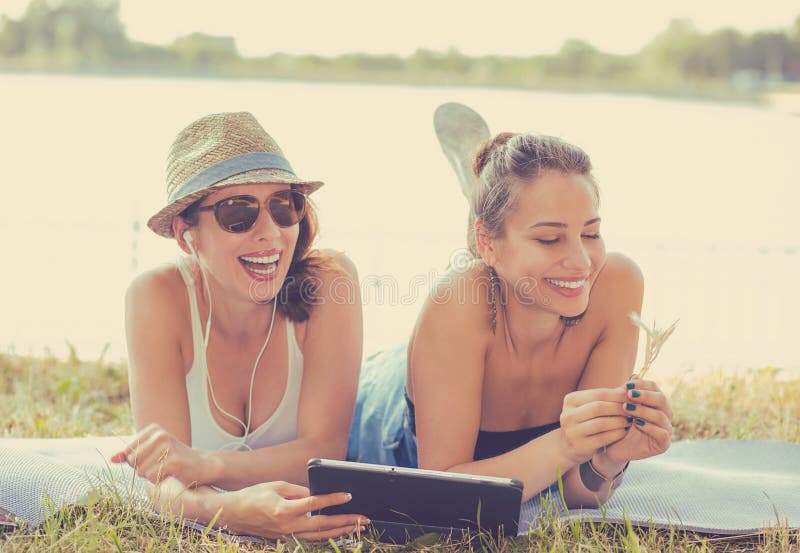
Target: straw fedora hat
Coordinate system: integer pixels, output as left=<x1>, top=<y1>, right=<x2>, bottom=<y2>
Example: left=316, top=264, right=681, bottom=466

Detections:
left=147, top=111, right=323, bottom=237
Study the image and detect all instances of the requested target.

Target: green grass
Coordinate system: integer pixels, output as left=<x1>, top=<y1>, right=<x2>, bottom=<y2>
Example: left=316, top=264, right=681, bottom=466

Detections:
left=1, top=350, right=799, bottom=552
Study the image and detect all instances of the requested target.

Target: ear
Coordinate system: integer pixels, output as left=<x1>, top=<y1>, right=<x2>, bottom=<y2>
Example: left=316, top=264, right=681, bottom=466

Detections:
left=172, top=217, right=195, bottom=255
left=474, top=218, right=498, bottom=268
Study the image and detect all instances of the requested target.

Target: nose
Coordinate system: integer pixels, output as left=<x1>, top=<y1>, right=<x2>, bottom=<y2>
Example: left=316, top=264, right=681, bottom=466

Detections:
left=562, top=238, right=592, bottom=271
left=251, top=205, right=282, bottom=239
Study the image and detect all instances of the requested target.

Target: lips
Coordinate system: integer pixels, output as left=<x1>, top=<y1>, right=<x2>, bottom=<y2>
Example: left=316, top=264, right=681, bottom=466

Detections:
left=238, top=250, right=280, bottom=281
left=543, top=277, right=588, bottom=298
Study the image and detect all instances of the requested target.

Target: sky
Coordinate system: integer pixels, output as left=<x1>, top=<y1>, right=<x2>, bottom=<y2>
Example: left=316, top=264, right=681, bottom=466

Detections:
left=1, top=0, right=798, bottom=58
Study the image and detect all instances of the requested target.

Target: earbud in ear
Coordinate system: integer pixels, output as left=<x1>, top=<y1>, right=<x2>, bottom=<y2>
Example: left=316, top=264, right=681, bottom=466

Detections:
left=182, top=230, right=198, bottom=256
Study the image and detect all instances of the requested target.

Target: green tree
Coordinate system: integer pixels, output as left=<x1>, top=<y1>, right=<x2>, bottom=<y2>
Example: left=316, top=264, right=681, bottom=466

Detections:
left=0, top=0, right=128, bottom=66
left=739, top=31, right=790, bottom=78
left=169, top=32, right=238, bottom=68
left=0, top=15, right=26, bottom=56
left=684, top=28, right=744, bottom=78
left=639, top=19, right=705, bottom=80
left=552, top=39, right=598, bottom=77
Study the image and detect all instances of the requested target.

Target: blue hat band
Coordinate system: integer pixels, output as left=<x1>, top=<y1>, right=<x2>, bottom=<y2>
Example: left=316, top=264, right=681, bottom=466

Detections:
left=169, top=152, right=296, bottom=203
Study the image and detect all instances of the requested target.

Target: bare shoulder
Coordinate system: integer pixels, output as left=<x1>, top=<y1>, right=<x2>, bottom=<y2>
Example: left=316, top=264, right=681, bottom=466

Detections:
left=589, top=252, right=644, bottom=316
left=301, top=250, right=362, bottom=358
left=415, top=262, right=493, bottom=339
left=126, top=263, right=186, bottom=308
left=316, top=249, right=359, bottom=281
left=125, top=262, right=191, bottom=382
left=303, top=250, right=361, bottom=333
left=312, top=249, right=360, bottom=305
left=125, top=263, right=190, bottom=338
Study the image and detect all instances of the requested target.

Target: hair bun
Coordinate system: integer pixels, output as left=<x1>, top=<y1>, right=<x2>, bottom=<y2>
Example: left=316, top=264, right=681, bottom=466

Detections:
left=472, top=132, right=516, bottom=178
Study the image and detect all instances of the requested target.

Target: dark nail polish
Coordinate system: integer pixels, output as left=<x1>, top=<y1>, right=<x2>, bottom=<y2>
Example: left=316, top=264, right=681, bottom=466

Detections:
left=626, top=415, right=634, bottom=423
left=626, top=382, right=636, bottom=390
left=635, top=418, right=646, bottom=426
left=631, top=390, right=641, bottom=398
left=625, top=403, right=637, bottom=411
left=624, top=425, right=631, bottom=431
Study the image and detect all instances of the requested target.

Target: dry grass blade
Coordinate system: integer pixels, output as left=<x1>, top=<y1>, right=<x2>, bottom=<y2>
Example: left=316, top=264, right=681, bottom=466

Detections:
left=628, top=313, right=679, bottom=378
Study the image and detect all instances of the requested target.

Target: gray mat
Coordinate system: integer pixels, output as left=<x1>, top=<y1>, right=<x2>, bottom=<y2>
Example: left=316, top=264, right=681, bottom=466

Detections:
left=521, top=439, right=800, bottom=535
left=1, top=438, right=798, bottom=536
left=0, top=436, right=144, bottom=526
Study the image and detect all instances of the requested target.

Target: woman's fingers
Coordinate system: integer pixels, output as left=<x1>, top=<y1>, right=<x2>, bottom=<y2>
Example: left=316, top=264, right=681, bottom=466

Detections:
left=563, top=388, right=627, bottom=409
left=625, top=389, right=673, bottom=420
left=110, top=437, right=145, bottom=464
left=563, top=400, right=628, bottom=425
left=625, top=380, right=673, bottom=420
left=109, top=450, right=127, bottom=463
left=283, top=492, right=354, bottom=518
left=128, top=439, right=168, bottom=475
left=623, top=382, right=674, bottom=452
left=583, top=427, right=629, bottom=452
left=113, top=431, right=158, bottom=467
left=620, top=401, right=671, bottom=429
left=580, top=415, right=630, bottom=436
left=293, top=520, right=366, bottom=541
left=111, top=424, right=163, bottom=462
left=270, top=481, right=310, bottom=500
left=117, top=433, right=178, bottom=483
left=301, top=513, right=367, bottom=532
left=630, top=416, right=672, bottom=450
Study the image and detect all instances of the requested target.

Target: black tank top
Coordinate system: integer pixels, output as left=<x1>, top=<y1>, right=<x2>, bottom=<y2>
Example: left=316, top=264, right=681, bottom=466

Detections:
left=404, top=390, right=560, bottom=462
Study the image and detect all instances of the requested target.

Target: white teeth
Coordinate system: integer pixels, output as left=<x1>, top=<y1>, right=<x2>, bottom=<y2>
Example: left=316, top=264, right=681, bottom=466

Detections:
left=545, top=278, right=586, bottom=289
left=248, top=264, right=277, bottom=276
left=240, top=254, right=279, bottom=264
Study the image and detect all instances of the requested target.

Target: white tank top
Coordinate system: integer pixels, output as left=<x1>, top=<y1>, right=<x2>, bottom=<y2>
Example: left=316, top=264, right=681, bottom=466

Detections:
left=176, top=257, right=304, bottom=451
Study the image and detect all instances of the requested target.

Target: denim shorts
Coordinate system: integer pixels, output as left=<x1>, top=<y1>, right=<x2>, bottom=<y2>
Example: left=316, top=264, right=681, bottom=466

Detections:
left=347, top=343, right=418, bottom=467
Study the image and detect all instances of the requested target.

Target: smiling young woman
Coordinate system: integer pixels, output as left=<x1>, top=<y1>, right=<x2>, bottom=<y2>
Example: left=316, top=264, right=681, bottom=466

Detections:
left=349, top=131, right=673, bottom=507
left=112, top=111, right=365, bottom=538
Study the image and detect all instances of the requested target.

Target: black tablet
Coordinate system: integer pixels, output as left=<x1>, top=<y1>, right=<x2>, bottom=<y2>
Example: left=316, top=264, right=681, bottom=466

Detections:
left=307, top=458, right=524, bottom=543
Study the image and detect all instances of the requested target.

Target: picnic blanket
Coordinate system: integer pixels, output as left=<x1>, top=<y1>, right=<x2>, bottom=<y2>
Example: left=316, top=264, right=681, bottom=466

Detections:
left=1, top=437, right=798, bottom=537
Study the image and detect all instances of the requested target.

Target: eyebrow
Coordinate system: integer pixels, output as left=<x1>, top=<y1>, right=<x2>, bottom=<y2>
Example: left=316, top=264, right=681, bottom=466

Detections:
left=529, top=217, right=601, bottom=229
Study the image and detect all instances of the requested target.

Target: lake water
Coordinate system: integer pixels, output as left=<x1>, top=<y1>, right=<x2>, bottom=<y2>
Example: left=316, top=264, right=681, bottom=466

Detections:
left=0, top=74, right=798, bottom=378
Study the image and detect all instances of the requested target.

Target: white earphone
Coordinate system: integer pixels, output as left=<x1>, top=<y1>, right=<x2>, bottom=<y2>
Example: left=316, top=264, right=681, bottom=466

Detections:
left=181, top=227, right=277, bottom=451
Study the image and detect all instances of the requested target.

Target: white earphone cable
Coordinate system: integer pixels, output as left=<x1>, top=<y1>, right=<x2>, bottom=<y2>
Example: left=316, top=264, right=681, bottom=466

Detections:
left=187, top=238, right=277, bottom=450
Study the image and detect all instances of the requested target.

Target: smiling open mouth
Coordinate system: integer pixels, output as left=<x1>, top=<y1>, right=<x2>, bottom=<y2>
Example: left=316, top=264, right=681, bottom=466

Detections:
left=239, top=253, right=279, bottom=277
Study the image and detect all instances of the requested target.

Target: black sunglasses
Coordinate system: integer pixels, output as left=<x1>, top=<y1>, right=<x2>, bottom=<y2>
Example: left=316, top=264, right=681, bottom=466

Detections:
left=193, top=190, right=307, bottom=233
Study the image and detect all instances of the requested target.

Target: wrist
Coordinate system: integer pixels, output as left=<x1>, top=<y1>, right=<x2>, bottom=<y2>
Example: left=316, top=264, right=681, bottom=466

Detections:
left=591, top=449, right=628, bottom=478
left=211, top=491, right=233, bottom=529
left=578, top=451, right=629, bottom=493
left=200, top=450, right=225, bottom=484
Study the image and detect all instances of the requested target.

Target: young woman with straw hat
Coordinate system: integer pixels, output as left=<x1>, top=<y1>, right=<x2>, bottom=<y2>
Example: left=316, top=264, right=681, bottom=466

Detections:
left=110, top=111, right=365, bottom=538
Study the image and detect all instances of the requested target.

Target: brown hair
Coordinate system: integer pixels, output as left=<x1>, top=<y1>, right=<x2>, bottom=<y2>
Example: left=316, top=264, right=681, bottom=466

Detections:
left=181, top=193, right=341, bottom=322
left=467, top=132, right=598, bottom=257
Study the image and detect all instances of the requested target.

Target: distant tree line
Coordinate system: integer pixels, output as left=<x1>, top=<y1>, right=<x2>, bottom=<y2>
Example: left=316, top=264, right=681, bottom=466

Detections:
left=2, top=0, right=799, bottom=96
